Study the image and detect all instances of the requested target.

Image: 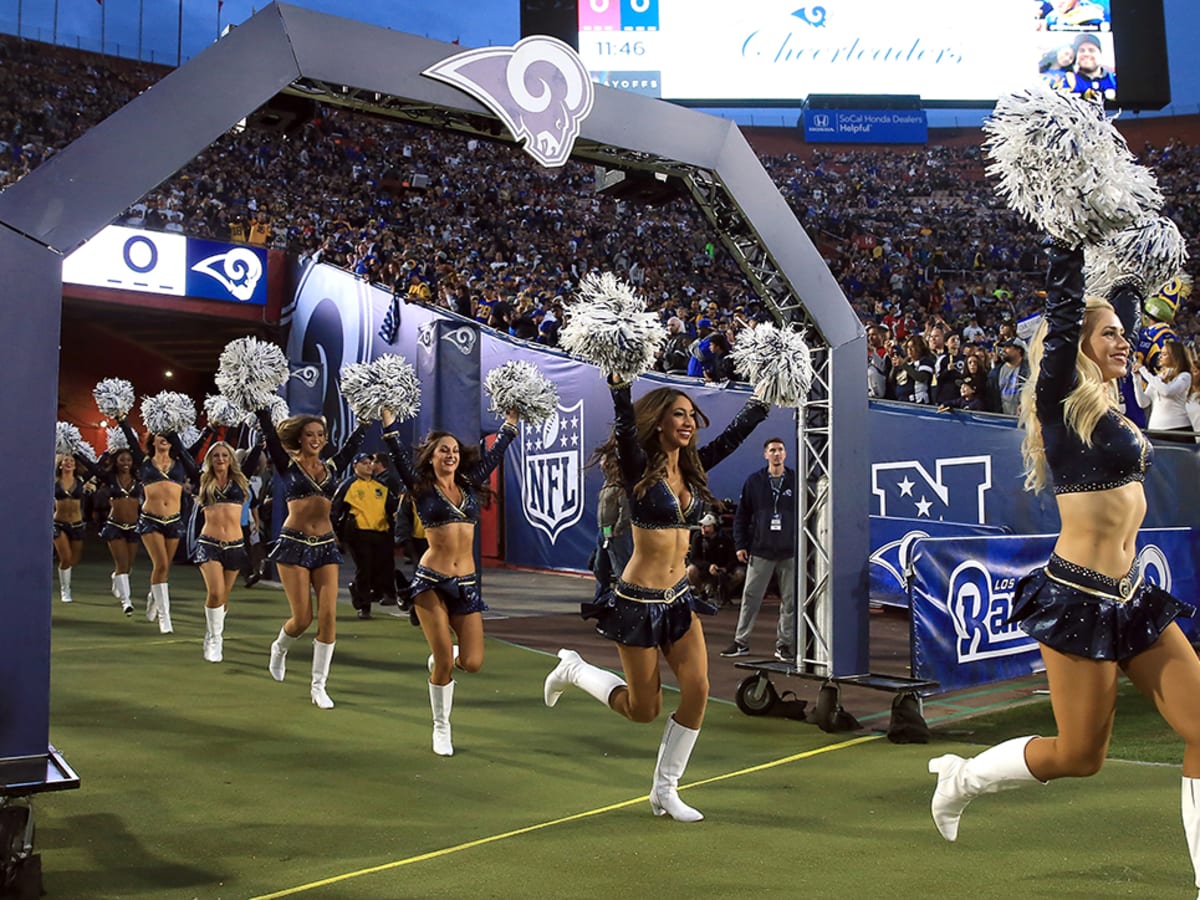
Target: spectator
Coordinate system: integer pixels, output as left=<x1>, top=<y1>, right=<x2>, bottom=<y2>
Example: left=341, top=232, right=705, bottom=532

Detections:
left=990, top=337, right=1029, bottom=416
left=686, top=512, right=742, bottom=607
left=721, top=438, right=797, bottom=662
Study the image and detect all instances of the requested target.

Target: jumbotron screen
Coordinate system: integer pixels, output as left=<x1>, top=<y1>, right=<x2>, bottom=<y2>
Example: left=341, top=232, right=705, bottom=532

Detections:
left=564, top=0, right=1167, bottom=108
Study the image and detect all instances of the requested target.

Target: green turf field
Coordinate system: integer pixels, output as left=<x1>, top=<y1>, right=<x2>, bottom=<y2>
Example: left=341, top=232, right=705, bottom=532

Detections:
left=33, top=562, right=1193, bottom=899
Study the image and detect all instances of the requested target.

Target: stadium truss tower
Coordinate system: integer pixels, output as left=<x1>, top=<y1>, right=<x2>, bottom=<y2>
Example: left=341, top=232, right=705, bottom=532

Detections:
left=0, top=5, right=888, bottom=872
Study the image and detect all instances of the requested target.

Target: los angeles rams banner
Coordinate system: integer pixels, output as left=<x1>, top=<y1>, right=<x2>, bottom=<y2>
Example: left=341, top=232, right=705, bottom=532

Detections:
left=285, top=263, right=797, bottom=576
left=911, top=529, right=1200, bottom=693
left=869, top=516, right=1008, bottom=609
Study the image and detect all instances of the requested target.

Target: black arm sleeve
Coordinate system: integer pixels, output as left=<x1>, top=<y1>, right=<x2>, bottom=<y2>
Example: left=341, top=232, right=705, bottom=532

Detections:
left=326, top=423, right=368, bottom=473
left=381, top=427, right=421, bottom=492
left=256, top=409, right=292, bottom=474
left=698, top=397, right=770, bottom=471
left=462, top=423, right=519, bottom=486
left=118, top=417, right=145, bottom=465
left=610, top=382, right=646, bottom=490
left=166, top=432, right=201, bottom=483
left=1034, top=243, right=1086, bottom=425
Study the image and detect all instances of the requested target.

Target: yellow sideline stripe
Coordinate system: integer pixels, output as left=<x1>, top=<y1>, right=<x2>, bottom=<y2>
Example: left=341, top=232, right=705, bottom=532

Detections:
left=248, top=734, right=881, bottom=899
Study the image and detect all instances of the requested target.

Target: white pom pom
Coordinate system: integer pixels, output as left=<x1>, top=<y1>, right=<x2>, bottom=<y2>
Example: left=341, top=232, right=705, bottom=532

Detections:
left=1084, top=215, right=1189, bottom=299
left=559, top=272, right=666, bottom=377
left=484, top=361, right=559, bottom=425
left=77, top=440, right=98, bottom=463
left=203, top=394, right=244, bottom=428
left=339, top=354, right=421, bottom=423
left=215, top=337, right=289, bottom=413
left=140, top=391, right=196, bottom=435
left=983, top=85, right=1162, bottom=244
left=93, top=378, right=135, bottom=418
left=179, top=425, right=202, bottom=449
left=56, top=422, right=83, bottom=456
left=263, top=395, right=290, bottom=427
left=106, top=426, right=129, bottom=452
left=728, top=323, right=814, bottom=407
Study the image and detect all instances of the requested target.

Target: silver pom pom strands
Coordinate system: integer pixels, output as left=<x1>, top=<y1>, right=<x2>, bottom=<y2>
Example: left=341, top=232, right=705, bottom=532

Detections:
left=254, top=395, right=291, bottom=428
left=484, top=361, right=559, bottom=425
left=140, top=391, right=196, bottom=436
left=93, top=378, right=135, bottom=419
left=559, top=272, right=666, bottom=378
left=728, top=322, right=814, bottom=407
left=339, top=354, right=421, bottom=424
left=105, top=426, right=129, bottom=452
left=1084, top=215, right=1189, bottom=299
left=215, top=337, right=289, bottom=414
left=179, top=425, right=202, bottom=450
left=983, top=85, right=1162, bottom=246
left=55, top=422, right=84, bottom=456
left=203, top=394, right=244, bottom=428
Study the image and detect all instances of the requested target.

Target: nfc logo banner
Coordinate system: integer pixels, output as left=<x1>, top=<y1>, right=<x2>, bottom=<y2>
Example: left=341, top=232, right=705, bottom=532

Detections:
left=579, top=0, right=658, bottom=31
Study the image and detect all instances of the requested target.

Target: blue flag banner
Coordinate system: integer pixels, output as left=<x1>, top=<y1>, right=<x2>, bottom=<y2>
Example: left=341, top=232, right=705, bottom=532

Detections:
left=869, top=515, right=1008, bottom=609
left=911, top=529, right=1200, bottom=694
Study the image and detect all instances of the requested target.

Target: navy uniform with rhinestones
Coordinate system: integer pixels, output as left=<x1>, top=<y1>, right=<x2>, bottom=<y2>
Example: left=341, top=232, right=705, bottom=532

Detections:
left=259, top=411, right=366, bottom=569
left=381, top=421, right=518, bottom=616
left=118, top=418, right=200, bottom=539
left=581, top=382, right=769, bottom=647
left=1009, top=247, right=1193, bottom=661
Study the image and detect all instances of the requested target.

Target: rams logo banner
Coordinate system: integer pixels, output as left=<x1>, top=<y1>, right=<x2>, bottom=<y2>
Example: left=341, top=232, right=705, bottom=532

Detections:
left=519, top=399, right=585, bottom=544
left=910, top=531, right=1198, bottom=694
left=423, top=36, right=595, bottom=169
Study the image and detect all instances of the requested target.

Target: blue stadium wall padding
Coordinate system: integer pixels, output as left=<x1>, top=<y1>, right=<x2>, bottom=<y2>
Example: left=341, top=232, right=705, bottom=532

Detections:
left=286, top=262, right=799, bottom=577
left=911, top=530, right=1200, bottom=694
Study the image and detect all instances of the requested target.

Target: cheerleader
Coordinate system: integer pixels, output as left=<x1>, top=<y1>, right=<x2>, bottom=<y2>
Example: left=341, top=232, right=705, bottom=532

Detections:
left=97, top=447, right=142, bottom=616
left=52, top=454, right=91, bottom=603
left=193, top=441, right=256, bottom=662
left=258, top=410, right=365, bottom=708
left=118, top=417, right=200, bottom=634
left=544, top=377, right=768, bottom=820
left=379, top=406, right=520, bottom=756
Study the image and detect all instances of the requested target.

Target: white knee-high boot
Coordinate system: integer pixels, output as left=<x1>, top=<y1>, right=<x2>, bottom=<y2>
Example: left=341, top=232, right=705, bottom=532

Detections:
left=151, top=583, right=173, bottom=633
left=543, top=649, right=626, bottom=708
left=928, top=736, right=1042, bottom=841
left=203, top=606, right=226, bottom=663
left=428, top=645, right=459, bottom=674
left=145, top=587, right=158, bottom=622
left=269, top=627, right=296, bottom=681
left=58, top=568, right=72, bottom=603
left=1182, top=777, right=1200, bottom=899
left=115, top=574, right=133, bottom=615
left=310, top=640, right=335, bottom=709
left=429, top=680, right=455, bottom=756
left=650, top=716, right=705, bottom=822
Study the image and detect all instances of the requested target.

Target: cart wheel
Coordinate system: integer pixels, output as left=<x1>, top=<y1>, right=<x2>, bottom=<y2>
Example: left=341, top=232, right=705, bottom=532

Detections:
left=735, top=674, right=779, bottom=716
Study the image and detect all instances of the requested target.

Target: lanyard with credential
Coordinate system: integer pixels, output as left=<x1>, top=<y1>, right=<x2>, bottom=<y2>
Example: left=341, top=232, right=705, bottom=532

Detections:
left=768, top=472, right=785, bottom=532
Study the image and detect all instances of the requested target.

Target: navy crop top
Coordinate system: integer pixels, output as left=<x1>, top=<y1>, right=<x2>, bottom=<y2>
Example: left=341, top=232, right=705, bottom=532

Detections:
left=119, top=418, right=200, bottom=487
left=610, top=383, right=769, bottom=529
left=381, top=423, right=518, bottom=529
left=54, top=476, right=85, bottom=501
left=1036, top=244, right=1152, bottom=495
left=258, top=410, right=366, bottom=503
left=198, top=444, right=261, bottom=508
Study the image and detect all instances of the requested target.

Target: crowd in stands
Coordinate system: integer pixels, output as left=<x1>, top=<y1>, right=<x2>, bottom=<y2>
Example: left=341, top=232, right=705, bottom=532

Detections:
left=3, top=36, right=1199, bottom=415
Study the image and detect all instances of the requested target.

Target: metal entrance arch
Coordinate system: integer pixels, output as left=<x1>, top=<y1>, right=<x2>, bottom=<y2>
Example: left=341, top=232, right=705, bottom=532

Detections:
left=0, top=2, right=869, bottom=793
